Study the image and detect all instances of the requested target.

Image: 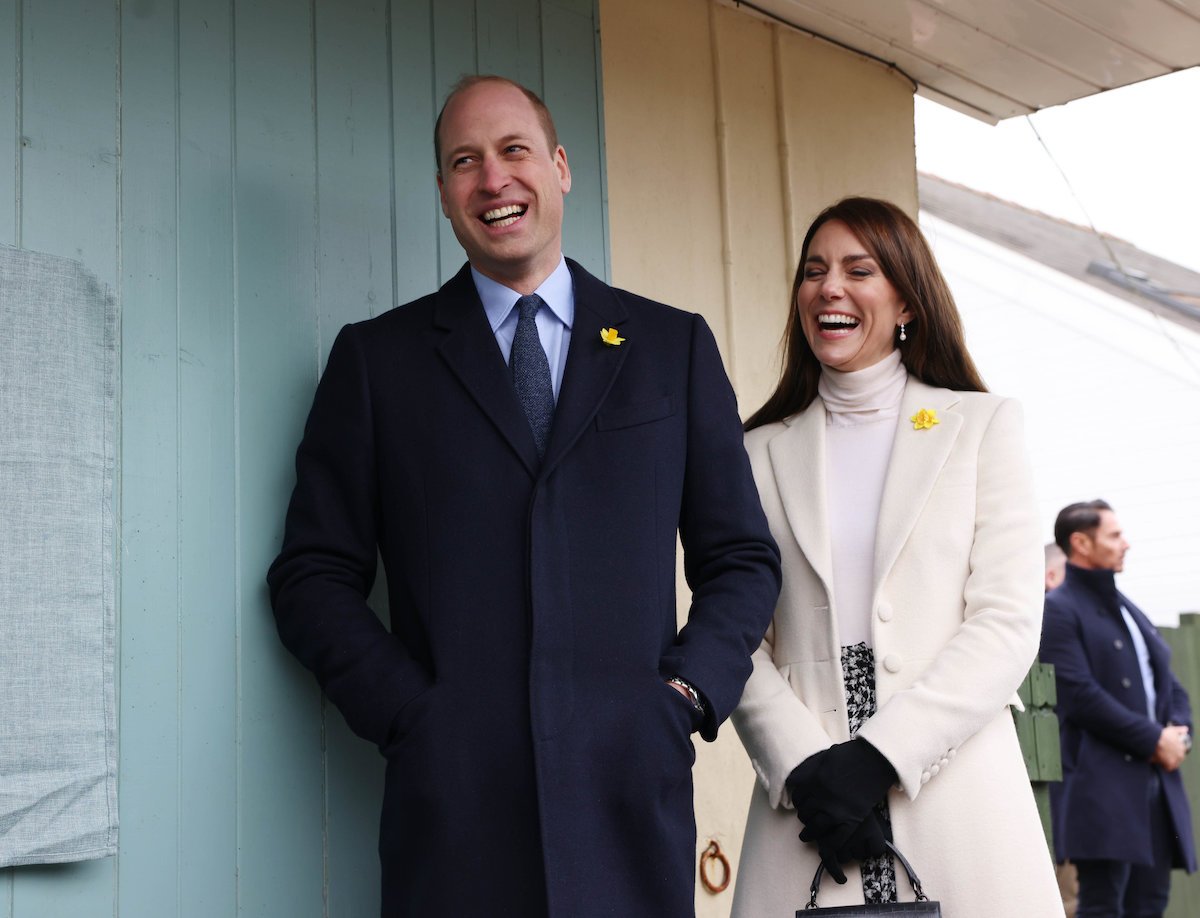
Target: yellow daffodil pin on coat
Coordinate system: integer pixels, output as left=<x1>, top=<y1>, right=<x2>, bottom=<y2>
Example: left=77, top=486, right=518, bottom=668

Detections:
left=600, top=327, right=625, bottom=347
left=910, top=408, right=939, bottom=430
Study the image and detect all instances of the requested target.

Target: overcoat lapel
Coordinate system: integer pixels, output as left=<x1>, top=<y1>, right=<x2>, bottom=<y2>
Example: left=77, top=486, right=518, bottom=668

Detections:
left=434, top=265, right=541, bottom=476
left=540, top=260, right=629, bottom=476
left=873, top=378, right=963, bottom=587
left=767, top=403, right=834, bottom=600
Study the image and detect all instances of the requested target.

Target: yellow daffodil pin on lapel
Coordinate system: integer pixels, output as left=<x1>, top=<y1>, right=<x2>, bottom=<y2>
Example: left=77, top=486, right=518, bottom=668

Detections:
left=910, top=408, right=939, bottom=430
left=600, top=327, right=625, bottom=347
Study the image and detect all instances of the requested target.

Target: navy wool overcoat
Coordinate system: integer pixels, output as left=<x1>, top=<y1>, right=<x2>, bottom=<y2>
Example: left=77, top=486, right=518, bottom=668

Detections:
left=267, top=260, right=781, bottom=917
left=1041, top=564, right=1197, bottom=871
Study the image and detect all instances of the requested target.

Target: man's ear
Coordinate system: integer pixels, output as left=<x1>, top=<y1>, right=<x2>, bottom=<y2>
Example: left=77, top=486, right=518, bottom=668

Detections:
left=555, top=145, right=571, bottom=195
left=437, top=173, right=449, bottom=217
left=1069, top=531, right=1090, bottom=560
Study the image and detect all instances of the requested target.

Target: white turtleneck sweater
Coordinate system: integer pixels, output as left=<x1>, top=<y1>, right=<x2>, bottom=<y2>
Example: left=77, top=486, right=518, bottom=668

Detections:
left=817, top=349, right=908, bottom=649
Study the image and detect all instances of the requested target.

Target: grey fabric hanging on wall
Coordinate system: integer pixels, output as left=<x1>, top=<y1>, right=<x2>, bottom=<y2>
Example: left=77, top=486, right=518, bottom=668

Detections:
left=0, top=244, right=118, bottom=866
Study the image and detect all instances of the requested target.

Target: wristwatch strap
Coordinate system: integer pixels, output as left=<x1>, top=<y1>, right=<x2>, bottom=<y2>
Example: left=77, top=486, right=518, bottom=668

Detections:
left=667, top=676, right=705, bottom=714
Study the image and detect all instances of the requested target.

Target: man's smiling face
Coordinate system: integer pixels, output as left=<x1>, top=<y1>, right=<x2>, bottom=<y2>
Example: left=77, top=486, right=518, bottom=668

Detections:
left=436, top=80, right=571, bottom=294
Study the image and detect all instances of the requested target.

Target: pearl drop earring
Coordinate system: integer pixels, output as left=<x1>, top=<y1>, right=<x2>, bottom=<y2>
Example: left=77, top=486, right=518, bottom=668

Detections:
left=899, top=323, right=907, bottom=342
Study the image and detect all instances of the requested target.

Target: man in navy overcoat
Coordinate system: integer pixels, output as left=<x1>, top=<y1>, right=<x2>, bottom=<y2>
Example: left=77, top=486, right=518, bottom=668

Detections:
left=1041, top=500, right=1196, bottom=918
left=266, top=75, right=781, bottom=917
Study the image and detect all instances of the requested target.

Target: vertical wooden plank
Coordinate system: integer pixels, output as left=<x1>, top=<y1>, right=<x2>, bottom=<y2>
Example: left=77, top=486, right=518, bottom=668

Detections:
left=177, top=0, right=238, bottom=914
left=431, top=0, right=475, bottom=124
left=1013, top=706, right=1038, bottom=778
left=0, top=0, right=17, bottom=245
left=542, top=0, right=605, bottom=279
left=598, top=0, right=726, bottom=324
left=315, top=0, right=393, bottom=338
left=1182, top=615, right=1200, bottom=896
left=591, top=0, right=610, bottom=282
left=1164, top=622, right=1185, bottom=918
left=313, top=0, right=393, bottom=913
left=18, top=0, right=118, bottom=287
left=476, top=0, right=542, bottom=90
left=1183, top=617, right=1200, bottom=915
left=776, top=28, right=916, bottom=244
left=1164, top=615, right=1200, bottom=916
left=233, top=0, right=324, bottom=914
left=116, top=0, right=183, bottom=913
left=10, top=861, right=116, bottom=918
left=11, top=1, right=119, bottom=912
left=431, top=0, right=474, bottom=282
left=709, top=4, right=789, bottom=406
left=390, top=0, right=439, bottom=305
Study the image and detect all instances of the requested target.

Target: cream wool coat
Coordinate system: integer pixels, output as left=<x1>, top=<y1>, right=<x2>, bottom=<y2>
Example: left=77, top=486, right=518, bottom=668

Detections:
left=731, top=378, right=1063, bottom=917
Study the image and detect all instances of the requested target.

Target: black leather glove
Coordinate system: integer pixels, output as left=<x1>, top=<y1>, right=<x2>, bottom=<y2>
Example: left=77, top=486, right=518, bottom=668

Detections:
left=785, top=740, right=897, bottom=876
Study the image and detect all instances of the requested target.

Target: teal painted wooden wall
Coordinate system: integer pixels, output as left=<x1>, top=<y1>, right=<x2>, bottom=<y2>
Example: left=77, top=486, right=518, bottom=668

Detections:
left=0, top=1, right=606, bottom=914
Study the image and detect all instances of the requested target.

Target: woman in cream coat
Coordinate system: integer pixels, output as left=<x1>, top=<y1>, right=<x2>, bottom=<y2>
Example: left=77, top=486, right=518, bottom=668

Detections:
left=732, top=198, right=1062, bottom=916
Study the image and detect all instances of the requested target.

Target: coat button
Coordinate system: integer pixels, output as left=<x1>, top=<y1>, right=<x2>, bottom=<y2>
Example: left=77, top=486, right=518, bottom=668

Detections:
left=1121, top=677, right=1132, bottom=688
left=920, top=771, right=930, bottom=784
left=1114, top=639, right=1124, bottom=650
left=947, top=748, right=956, bottom=759
left=929, top=764, right=940, bottom=776
left=1124, top=754, right=1133, bottom=762
left=877, top=603, right=894, bottom=622
left=882, top=654, right=901, bottom=673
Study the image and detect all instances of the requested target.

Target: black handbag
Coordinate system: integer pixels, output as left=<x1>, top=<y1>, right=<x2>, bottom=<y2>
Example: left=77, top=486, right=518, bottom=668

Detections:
left=797, top=841, right=942, bottom=916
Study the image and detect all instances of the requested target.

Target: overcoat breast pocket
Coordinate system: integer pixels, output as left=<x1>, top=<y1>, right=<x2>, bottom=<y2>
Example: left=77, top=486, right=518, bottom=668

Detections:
left=595, top=395, right=675, bottom=431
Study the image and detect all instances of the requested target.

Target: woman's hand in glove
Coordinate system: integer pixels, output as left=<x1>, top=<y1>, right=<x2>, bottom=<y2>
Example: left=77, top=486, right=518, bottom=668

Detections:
left=784, top=739, right=897, bottom=880
left=804, top=811, right=890, bottom=884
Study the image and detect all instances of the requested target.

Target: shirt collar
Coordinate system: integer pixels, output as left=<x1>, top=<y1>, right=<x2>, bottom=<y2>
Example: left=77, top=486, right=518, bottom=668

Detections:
left=472, top=256, right=574, bottom=333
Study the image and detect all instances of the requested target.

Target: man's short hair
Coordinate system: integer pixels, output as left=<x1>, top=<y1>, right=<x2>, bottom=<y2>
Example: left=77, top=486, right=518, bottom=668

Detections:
left=433, top=75, right=559, bottom=174
left=1054, top=499, right=1114, bottom=556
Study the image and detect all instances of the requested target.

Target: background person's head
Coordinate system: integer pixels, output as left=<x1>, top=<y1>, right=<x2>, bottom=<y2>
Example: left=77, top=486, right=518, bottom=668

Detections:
left=1044, top=541, right=1066, bottom=591
left=1054, top=499, right=1129, bottom=572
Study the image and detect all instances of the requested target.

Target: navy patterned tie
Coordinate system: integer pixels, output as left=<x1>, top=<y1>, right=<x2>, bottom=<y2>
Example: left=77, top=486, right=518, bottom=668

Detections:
left=510, top=294, right=554, bottom=458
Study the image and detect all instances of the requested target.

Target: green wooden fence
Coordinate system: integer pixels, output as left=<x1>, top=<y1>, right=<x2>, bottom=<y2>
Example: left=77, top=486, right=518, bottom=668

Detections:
left=1014, top=662, right=1063, bottom=857
left=1161, top=613, right=1200, bottom=917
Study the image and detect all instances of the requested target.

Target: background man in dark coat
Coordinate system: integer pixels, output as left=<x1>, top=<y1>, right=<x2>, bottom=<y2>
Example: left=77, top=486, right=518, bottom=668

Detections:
left=266, top=75, right=781, bottom=917
left=1041, top=499, right=1196, bottom=918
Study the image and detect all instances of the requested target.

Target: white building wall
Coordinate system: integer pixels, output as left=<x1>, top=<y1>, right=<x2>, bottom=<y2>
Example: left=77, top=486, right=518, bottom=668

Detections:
left=922, top=212, right=1200, bottom=624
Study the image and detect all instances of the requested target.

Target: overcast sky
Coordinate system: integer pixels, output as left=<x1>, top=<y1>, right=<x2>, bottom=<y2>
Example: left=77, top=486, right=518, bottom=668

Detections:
left=914, top=66, right=1200, bottom=276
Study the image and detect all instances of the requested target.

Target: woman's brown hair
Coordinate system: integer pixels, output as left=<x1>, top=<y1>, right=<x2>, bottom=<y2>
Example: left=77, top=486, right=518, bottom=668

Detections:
left=744, top=196, right=986, bottom=431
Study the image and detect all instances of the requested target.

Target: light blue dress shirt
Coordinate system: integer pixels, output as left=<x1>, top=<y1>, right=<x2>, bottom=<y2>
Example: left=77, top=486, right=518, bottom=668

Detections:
left=472, top=257, right=574, bottom=401
left=1120, top=604, right=1158, bottom=720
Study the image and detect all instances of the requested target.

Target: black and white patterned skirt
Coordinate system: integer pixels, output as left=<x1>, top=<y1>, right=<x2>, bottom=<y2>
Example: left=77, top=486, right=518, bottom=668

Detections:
left=841, top=642, right=898, bottom=904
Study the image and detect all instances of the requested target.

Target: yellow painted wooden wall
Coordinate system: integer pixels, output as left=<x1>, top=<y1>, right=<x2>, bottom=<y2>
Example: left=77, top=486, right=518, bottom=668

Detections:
left=599, top=1, right=918, bottom=912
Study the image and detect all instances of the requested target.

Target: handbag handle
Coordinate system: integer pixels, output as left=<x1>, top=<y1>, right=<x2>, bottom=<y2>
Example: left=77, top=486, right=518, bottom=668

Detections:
left=806, top=841, right=930, bottom=909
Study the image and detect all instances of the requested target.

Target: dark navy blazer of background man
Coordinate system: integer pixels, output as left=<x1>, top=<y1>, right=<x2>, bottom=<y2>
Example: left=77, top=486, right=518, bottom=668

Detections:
left=266, top=76, right=780, bottom=917
left=1042, top=563, right=1197, bottom=914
